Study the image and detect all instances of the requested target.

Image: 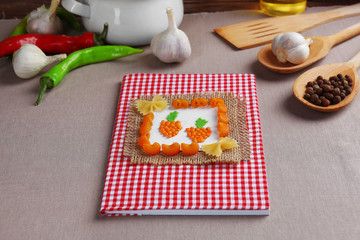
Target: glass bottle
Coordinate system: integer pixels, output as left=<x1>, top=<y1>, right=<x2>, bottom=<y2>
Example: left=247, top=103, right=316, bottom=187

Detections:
left=260, top=0, right=307, bottom=16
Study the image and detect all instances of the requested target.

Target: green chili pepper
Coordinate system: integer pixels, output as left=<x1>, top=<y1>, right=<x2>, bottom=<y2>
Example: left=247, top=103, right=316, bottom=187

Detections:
left=35, top=45, right=144, bottom=105
left=10, top=15, right=29, bottom=37
left=9, top=7, right=81, bottom=38
left=56, top=7, right=81, bottom=31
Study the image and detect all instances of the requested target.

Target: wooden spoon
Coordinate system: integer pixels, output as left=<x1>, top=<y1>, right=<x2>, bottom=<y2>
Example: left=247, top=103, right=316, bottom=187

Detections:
left=257, top=22, right=360, bottom=74
left=293, top=51, right=360, bottom=112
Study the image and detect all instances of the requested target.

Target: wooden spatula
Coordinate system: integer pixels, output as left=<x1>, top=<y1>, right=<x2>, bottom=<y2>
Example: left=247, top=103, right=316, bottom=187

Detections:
left=214, top=3, right=360, bottom=49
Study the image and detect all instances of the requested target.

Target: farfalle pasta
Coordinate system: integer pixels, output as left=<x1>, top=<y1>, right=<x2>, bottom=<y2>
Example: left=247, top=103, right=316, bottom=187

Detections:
left=202, top=137, right=238, bottom=157
left=136, top=94, right=168, bottom=115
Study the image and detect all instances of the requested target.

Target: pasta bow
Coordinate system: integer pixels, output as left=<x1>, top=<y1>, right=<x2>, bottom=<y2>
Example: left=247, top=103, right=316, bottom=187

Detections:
left=202, top=137, right=238, bottom=157
left=136, top=94, right=168, bottom=115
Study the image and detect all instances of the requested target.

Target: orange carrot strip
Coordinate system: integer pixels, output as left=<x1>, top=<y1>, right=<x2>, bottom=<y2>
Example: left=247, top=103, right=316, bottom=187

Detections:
left=162, top=143, right=181, bottom=156
left=143, top=142, right=161, bottom=155
left=217, top=122, right=230, bottom=137
left=181, top=142, right=199, bottom=155
left=209, top=98, right=225, bottom=107
left=217, top=104, right=228, bottom=113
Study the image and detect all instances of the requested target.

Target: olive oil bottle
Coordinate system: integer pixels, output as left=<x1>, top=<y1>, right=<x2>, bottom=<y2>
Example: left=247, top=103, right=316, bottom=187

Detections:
left=260, top=0, right=307, bottom=16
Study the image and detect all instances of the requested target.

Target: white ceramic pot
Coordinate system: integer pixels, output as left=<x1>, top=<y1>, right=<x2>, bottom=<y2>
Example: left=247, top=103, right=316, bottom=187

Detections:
left=62, top=0, right=184, bottom=46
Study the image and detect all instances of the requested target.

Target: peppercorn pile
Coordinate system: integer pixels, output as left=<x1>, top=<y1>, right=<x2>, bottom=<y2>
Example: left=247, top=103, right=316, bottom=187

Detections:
left=303, top=74, right=353, bottom=107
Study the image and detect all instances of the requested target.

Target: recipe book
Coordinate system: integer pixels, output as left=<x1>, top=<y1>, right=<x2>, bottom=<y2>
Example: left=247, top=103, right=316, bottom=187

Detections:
left=100, top=73, right=270, bottom=216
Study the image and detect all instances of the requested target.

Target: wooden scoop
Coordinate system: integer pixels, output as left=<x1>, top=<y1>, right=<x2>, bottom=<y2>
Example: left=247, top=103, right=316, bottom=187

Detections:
left=293, top=51, right=360, bottom=112
left=215, top=3, right=360, bottom=49
left=257, top=22, right=360, bottom=74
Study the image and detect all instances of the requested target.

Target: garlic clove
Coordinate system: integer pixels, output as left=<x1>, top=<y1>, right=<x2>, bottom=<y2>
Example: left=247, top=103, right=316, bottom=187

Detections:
left=12, top=44, right=67, bottom=79
left=286, top=43, right=310, bottom=64
left=150, top=8, right=191, bottom=63
left=275, top=46, right=289, bottom=63
left=152, top=31, right=191, bottom=63
left=305, top=38, right=314, bottom=46
left=271, top=32, right=312, bottom=65
left=27, top=14, right=63, bottom=35
left=280, top=32, right=306, bottom=49
left=271, top=33, right=284, bottom=56
left=27, top=0, right=63, bottom=35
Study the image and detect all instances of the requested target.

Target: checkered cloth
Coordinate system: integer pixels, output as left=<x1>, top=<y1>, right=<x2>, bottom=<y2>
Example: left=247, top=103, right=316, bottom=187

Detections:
left=100, top=73, right=269, bottom=216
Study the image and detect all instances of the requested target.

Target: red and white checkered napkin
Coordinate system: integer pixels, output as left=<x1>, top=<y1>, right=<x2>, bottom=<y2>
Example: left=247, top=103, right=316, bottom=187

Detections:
left=100, top=73, right=269, bottom=216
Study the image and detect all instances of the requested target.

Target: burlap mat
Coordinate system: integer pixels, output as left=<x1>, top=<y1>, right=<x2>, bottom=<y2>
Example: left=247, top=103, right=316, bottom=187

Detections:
left=123, top=92, right=251, bottom=165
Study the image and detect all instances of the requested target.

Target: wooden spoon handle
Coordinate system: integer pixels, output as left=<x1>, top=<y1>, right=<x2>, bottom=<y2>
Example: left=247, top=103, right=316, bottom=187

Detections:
left=348, top=51, right=360, bottom=70
left=328, top=22, right=360, bottom=47
left=317, top=3, right=360, bottom=23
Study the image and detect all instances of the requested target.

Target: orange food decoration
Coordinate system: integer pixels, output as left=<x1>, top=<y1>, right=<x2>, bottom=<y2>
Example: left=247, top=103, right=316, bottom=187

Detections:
left=143, top=112, right=154, bottom=123
left=139, top=112, right=154, bottom=135
left=140, top=121, right=152, bottom=134
left=181, top=142, right=199, bottom=155
left=142, top=142, right=161, bottom=155
left=209, top=98, right=225, bottom=107
left=138, top=133, right=150, bottom=147
left=172, top=99, right=189, bottom=109
left=159, top=120, right=182, bottom=138
left=217, top=104, right=228, bottom=113
left=217, top=122, right=230, bottom=137
left=217, top=112, right=229, bottom=123
left=185, top=127, right=212, bottom=143
left=162, top=143, right=181, bottom=156
left=190, top=98, right=208, bottom=108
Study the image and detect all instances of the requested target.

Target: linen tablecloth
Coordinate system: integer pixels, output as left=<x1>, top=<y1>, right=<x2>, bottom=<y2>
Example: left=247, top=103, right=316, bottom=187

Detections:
left=0, top=5, right=359, bottom=240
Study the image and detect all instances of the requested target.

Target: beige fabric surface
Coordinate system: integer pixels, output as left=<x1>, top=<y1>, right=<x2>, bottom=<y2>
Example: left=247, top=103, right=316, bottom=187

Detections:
left=1, top=5, right=359, bottom=240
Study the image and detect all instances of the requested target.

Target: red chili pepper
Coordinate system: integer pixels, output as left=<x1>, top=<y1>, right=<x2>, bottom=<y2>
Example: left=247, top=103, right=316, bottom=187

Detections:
left=0, top=23, right=108, bottom=58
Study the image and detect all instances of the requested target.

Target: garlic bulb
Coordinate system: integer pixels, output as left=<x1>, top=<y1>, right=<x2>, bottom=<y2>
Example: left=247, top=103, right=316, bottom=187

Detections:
left=12, top=44, right=67, bottom=79
left=150, top=8, right=191, bottom=63
left=27, top=0, right=63, bottom=34
left=271, top=32, right=313, bottom=64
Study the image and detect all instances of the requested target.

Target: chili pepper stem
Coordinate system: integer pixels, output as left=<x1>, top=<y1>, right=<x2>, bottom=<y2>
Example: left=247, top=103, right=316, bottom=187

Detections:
left=35, top=85, right=48, bottom=106
left=94, top=23, right=109, bottom=46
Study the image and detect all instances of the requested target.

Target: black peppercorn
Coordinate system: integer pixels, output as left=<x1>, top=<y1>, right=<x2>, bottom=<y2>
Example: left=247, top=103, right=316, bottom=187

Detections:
left=324, top=80, right=331, bottom=85
left=333, top=95, right=341, bottom=104
left=315, top=87, right=323, bottom=95
left=332, top=87, right=341, bottom=96
left=304, top=93, right=311, bottom=100
left=329, top=76, right=337, bottom=81
left=306, top=87, right=315, bottom=94
left=310, top=94, right=319, bottom=103
left=340, top=92, right=346, bottom=100
left=306, top=81, right=314, bottom=88
left=315, top=99, right=322, bottom=106
left=303, top=74, right=353, bottom=107
left=322, top=84, right=332, bottom=92
left=345, top=86, right=352, bottom=95
left=323, top=92, right=334, bottom=100
left=316, top=79, right=324, bottom=85
left=322, top=99, right=330, bottom=107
